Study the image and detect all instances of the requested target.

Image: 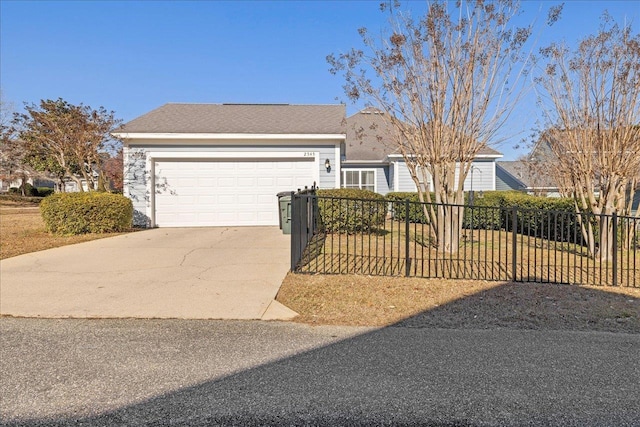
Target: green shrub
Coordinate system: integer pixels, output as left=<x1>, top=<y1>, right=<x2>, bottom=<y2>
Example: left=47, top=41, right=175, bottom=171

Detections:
left=316, top=188, right=387, bottom=233
left=386, top=192, right=501, bottom=229
left=386, top=191, right=579, bottom=236
left=37, top=187, right=55, bottom=197
left=461, top=191, right=580, bottom=241
left=22, top=183, right=38, bottom=196
left=9, top=183, right=39, bottom=196
left=0, top=194, right=43, bottom=204
left=40, top=192, right=133, bottom=235
left=386, top=192, right=431, bottom=224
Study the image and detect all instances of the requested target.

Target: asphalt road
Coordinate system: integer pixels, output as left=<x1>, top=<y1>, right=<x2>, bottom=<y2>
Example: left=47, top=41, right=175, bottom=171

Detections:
left=1, top=318, right=639, bottom=426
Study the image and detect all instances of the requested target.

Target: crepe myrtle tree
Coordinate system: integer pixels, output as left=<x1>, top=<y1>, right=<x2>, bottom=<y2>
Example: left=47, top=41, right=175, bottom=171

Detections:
left=536, top=14, right=640, bottom=260
left=13, top=98, right=122, bottom=192
left=328, top=0, right=561, bottom=254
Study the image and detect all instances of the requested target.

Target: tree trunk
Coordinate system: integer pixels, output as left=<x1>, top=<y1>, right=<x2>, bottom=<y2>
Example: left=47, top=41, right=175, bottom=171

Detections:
left=595, top=215, right=615, bottom=263
left=436, top=203, right=463, bottom=254
left=71, top=175, right=84, bottom=192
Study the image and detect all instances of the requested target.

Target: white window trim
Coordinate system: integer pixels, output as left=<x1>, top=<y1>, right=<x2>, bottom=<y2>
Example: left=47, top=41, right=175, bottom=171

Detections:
left=341, top=168, right=377, bottom=193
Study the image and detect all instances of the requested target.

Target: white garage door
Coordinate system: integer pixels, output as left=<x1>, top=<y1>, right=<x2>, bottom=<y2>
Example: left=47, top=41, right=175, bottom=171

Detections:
left=154, top=159, right=315, bottom=227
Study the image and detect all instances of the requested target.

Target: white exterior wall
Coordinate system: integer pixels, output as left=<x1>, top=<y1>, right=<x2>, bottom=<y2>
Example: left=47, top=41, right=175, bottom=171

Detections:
left=123, top=139, right=341, bottom=227
left=393, top=159, right=497, bottom=193
left=460, top=160, right=495, bottom=191
left=393, top=160, right=419, bottom=192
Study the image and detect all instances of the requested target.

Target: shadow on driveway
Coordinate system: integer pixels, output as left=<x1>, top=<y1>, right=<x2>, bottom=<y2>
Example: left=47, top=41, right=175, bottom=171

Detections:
left=1, top=283, right=639, bottom=426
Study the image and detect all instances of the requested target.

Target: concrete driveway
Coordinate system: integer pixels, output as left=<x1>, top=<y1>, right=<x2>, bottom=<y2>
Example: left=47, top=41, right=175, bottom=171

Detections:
left=0, top=227, right=297, bottom=320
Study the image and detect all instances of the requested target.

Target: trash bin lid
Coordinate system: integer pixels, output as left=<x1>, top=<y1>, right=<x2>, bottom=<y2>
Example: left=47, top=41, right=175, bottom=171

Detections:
left=277, top=191, right=292, bottom=197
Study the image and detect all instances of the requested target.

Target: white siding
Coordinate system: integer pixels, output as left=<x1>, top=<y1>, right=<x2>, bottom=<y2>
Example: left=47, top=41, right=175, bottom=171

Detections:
left=394, top=160, right=418, bottom=192
left=460, top=160, right=495, bottom=191
left=393, top=159, right=496, bottom=193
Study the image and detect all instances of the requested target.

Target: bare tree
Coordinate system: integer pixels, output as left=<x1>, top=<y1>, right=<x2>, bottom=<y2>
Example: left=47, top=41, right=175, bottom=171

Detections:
left=329, top=0, right=559, bottom=253
left=536, top=15, right=640, bottom=261
left=13, top=98, right=122, bottom=192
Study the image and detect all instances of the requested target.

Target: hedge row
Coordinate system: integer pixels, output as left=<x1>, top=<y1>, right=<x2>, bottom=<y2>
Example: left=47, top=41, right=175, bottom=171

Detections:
left=316, top=189, right=387, bottom=233
left=391, top=191, right=585, bottom=243
left=385, top=192, right=432, bottom=224
left=0, top=194, right=44, bottom=204
left=40, top=192, right=133, bottom=235
left=318, top=190, right=584, bottom=243
left=8, top=184, right=54, bottom=197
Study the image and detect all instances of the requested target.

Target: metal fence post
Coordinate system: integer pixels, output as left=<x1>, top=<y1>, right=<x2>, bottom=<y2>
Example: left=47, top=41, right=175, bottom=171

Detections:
left=612, top=212, right=618, bottom=287
left=405, top=198, right=410, bottom=277
left=512, top=205, right=518, bottom=282
left=290, top=191, right=298, bottom=272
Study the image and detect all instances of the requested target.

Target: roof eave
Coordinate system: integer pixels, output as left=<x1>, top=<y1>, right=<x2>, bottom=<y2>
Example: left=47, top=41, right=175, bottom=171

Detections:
left=342, top=159, right=390, bottom=165
left=386, top=153, right=503, bottom=159
left=112, top=132, right=346, bottom=141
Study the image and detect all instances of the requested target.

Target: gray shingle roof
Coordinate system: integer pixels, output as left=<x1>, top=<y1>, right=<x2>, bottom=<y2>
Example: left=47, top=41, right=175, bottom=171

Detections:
left=345, top=108, right=396, bottom=161
left=345, top=109, right=502, bottom=161
left=497, top=160, right=557, bottom=189
left=118, top=103, right=346, bottom=135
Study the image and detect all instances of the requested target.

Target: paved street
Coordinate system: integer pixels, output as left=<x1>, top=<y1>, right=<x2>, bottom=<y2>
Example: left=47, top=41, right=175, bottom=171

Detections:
left=1, top=318, right=639, bottom=426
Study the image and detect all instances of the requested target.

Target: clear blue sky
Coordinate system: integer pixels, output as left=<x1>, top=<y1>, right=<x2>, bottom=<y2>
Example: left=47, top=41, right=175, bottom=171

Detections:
left=1, top=0, right=638, bottom=159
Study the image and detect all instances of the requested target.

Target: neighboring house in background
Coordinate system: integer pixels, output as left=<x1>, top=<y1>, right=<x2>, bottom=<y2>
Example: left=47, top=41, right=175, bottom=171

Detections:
left=115, top=103, right=503, bottom=228
left=0, top=175, right=55, bottom=192
left=496, top=160, right=561, bottom=197
left=497, top=133, right=562, bottom=196
left=498, top=134, right=639, bottom=214
left=1, top=173, right=98, bottom=194
left=62, top=169, right=101, bottom=193
left=63, top=178, right=97, bottom=193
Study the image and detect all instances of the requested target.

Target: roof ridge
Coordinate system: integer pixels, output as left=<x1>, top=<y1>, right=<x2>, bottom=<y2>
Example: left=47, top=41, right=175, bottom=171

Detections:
left=162, top=102, right=345, bottom=107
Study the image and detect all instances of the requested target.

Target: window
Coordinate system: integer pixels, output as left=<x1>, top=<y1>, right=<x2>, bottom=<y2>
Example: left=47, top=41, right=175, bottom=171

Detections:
left=342, top=170, right=376, bottom=192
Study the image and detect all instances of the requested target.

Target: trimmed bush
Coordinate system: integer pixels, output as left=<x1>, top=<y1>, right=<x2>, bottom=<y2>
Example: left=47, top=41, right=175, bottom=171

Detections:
left=386, top=192, right=432, bottom=224
left=37, top=187, right=55, bottom=197
left=0, top=194, right=43, bottom=204
left=386, top=191, right=579, bottom=236
left=316, top=188, right=387, bottom=233
left=40, top=192, right=133, bottom=235
left=9, top=183, right=38, bottom=196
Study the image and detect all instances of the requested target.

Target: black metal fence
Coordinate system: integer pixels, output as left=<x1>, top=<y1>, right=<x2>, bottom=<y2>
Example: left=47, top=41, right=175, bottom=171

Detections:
left=291, top=194, right=640, bottom=287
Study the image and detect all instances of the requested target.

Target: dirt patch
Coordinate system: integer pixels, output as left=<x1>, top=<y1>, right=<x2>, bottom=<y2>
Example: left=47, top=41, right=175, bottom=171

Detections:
left=0, top=200, right=131, bottom=260
left=277, top=273, right=640, bottom=332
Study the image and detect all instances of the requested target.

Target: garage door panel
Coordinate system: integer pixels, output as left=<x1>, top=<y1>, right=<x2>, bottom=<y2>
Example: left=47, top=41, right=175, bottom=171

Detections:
left=154, top=159, right=314, bottom=227
left=238, top=162, right=257, bottom=170
left=217, top=194, right=235, bottom=204
left=237, top=194, right=256, bottom=204
left=257, top=177, right=275, bottom=187
left=237, top=177, right=255, bottom=187
left=197, top=179, right=217, bottom=189
left=198, top=195, right=216, bottom=204
left=217, top=177, right=236, bottom=188
left=257, top=194, right=273, bottom=204
left=216, top=162, right=235, bottom=170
